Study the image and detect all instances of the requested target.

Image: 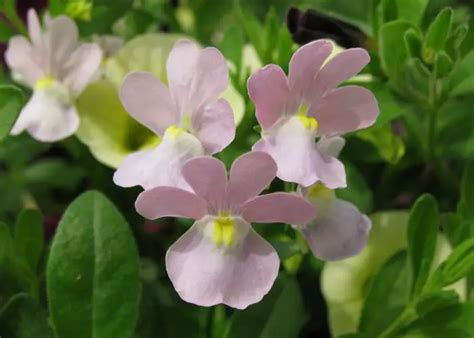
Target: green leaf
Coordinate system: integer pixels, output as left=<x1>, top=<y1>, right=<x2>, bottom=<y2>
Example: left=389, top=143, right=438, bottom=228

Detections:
left=404, top=28, right=422, bottom=58
left=275, top=27, right=293, bottom=73
left=379, top=20, right=415, bottom=86
left=262, top=7, right=279, bottom=64
left=23, top=159, right=85, bottom=190
left=422, top=7, right=453, bottom=64
left=402, top=302, right=474, bottom=337
left=434, top=51, right=454, bottom=77
left=0, top=222, right=13, bottom=264
left=359, top=251, right=411, bottom=336
left=426, top=238, right=474, bottom=290
left=403, top=57, right=431, bottom=101
left=237, top=6, right=264, bottom=62
left=0, top=293, right=53, bottom=338
left=224, top=276, right=307, bottom=338
left=450, top=74, right=474, bottom=97
left=0, top=85, right=24, bottom=142
left=458, top=162, right=474, bottom=222
left=357, top=125, right=406, bottom=164
left=396, top=0, right=428, bottom=25
left=336, top=162, right=373, bottom=213
left=407, top=194, right=439, bottom=296
left=14, top=209, right=44, bottom=271
left=219, top=26, right=245, bottom=75
left=47, top=191, right=140, bottom=338
left=0, top=20, right=15, bottom=42
left=415, top=290, right=459, bottom=317
left=449, top=49, right=474, bottom=94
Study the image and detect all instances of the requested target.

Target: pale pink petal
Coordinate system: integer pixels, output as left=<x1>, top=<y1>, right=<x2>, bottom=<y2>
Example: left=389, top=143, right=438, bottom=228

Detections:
left=113, top=131, right=204, bottom=190
left=314, top=85, right=379, bottom=136
left=227, top=151, right=277, bottom=207
left=312, top=48, right=370, bottom=97
left=247, top=64, right=292, bottom=129
left=300, top=199, right=371, bottom=260
left=27, top=9, right=42, bottom=45
left=252, top=117, right=319, bottom=187
left=119, top=71, right=177, bottom=135
left=188, top=47, right=229, bottom=110
left=192, top=98, right=235, bottom=154
left=136, top=186, right=207, bottom=220
left=312, top=148, right=346, bottom=189
left=316, top=136, right=346, bottom=158
left=63, top=43, right=103, bottom=95
left=166, top=218, right=279, bottom=309
left=46, top=16, right=79, bottom=74
left=11, top=90, right=79, bottom=142
left=288, top=39, right=332, bottom=99
left=242, top=192, right=316, bottom=224
left=166, top=40, right=201, bottom=112
left=181, top=156, right=227, bottom=213
left=5, top=36, right=45, bottom=86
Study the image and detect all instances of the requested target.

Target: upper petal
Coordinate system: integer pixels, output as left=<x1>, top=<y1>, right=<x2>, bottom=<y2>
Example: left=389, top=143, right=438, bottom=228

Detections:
left=166, top=218, right=279, bottom=309
left=27, top=9, right=42, bottom=46
left=135, top=186, right=208, bottom=220
left=242, top=192, right=316, bottom=224
left=312, top=48, right=370, bottom=97
left=316, top=136, right=346, bottom=158
left=182, top=156, right=228, bottom=213
left=120, top=71, right=177, bottom=135
left=63, top=43, right=103, bottom=95
left=247, top=64, right=292, bottom=129
left=288, top=40, right=333, bottom=99
left=227, top=151, right=277, bottom=207
left=300, top=199, right=371, bottom=261
left=12, top=90, right=79, bottom=142
left=191, top=98, right=235, bottom=154
left=5, top=36, right=45, bottom=86
left=46, top=16, right=79, bottom=74
left=312, top=149, right=347, bottom=189
left=314, top=85, right=379, bottom=136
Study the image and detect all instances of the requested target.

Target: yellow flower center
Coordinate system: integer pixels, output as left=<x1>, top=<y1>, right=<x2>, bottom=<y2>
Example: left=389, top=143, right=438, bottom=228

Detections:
left=308, top=183, right=335, bottom=211
left=212, top=212, right=235, bottom=247
left=35, top=75, right=55, bottom=90
left=296, top=104, right=319, bottom=130
left=164, top=125, right=185, bottom=140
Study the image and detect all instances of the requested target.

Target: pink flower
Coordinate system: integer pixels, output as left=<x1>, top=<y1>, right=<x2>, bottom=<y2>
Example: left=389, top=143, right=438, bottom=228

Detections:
left=248, top=40, right=379, bottom=188
left=135, top=152, right=315, bottom=309
left=6, top=9, right=102, bottom=142
left=114, top=40, right=235, bottom=190
left=293, top=136, right=371, bottom=260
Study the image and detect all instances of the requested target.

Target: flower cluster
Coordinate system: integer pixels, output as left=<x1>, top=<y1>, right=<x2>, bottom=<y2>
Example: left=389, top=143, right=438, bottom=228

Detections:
left=7, top=14, right=379, bottom=308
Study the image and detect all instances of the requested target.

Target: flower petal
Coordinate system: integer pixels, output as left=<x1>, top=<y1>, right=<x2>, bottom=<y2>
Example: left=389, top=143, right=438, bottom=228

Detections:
left=11, top=90, right=79, bottom=142
left=120, top=71, right=177, bottom=135
left=135, top=186, right=207, bottom=220
left=314, top=85, right=379, bottom=136
left=312, top=149, right=346, bottom=189
left=317, top=136, right=346, bottom=158
left=182, top=156, right=227, bottom=213
left=312, top=48, right=370, bottom=97
left=228, top=151, right=277, bottom=207
left=192, top=98, right=235, bottom=154
left=242, top=192, right=316, bottom=225
left=166, top=39, right=200, bottom=111
left=300, top=199, right=371, bottom=260
left=247, top=64, right=292, bottom=129
left=63, top=43, right=103, bottom=95
left=45, top=16, right=79, bottom=75
left=113, top=131, right=204, bottom=190
left=27, top=9, right=42, bottom=46
left=166, top=218, right=279, bottom=309
left=5, top=36, right=45, bottom=86
left=288, top=39, right=332, bottom=98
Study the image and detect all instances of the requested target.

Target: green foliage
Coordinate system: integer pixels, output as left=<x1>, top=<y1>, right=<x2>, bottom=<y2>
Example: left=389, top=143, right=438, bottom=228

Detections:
left=14, top=209, right=44, bottom=271
left=47, top=191, right=140, bottom=338
left=422, top=8, right=453, bottom=64
left=0, top=85, right=24, bottom=142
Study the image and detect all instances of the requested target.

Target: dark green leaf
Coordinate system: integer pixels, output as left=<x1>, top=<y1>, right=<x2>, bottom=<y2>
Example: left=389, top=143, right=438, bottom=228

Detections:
left=407, top=194, right=439, bottom=296
left=359, top=251, right=410, bottom=335
left=415, top=290, right=459, bottom=317
left=396, top=0, right=428, bottom=25
left=0, top=85, right=24, bottom=142
left=14, top=209, right=44, bottom=271
left=458, top=162, right=474, bottom=222
left=0, top=20, right=15, bottom=42
left=23, top=159, right=85, bottom=190
left=422, top=7, right=453, bottom=64
left=434, top=51, right=454, bottom=77
left=404, top=29, right=422, bottom=58
left=225, top=276, right=307, bottom=338
left=219, top=26, right=245, bottom=75
left=336, top=162, right=373, bottom=213
left=0, top=222, right=13, bottom=264
left=47, top=191, right=140, bottom=338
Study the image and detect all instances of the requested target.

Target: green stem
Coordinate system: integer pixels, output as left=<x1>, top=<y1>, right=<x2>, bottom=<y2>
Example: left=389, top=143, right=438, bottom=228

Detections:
left=379, top=305, right=417, bottom=338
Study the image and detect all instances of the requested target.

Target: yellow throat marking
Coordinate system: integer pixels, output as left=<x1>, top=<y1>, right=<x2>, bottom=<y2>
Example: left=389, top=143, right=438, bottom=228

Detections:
left=35, top=75, right=55, bottom=90
left=164, top=125, right=185, bottom=140
left=296, top=104, right=318, bottom=130
left=308, top=183, right=335, bottom=201
left=213, top=212, right=235, bottom=247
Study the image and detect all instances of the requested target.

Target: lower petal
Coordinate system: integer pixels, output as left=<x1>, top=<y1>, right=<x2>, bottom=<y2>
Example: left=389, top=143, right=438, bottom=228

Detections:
left=166, top=217, right=279, bottom=309
left=113, top=130, right=204, bottom=190
left=12, top=90, right=79, bottom=142
left=300, top=199, right=371, bottom=261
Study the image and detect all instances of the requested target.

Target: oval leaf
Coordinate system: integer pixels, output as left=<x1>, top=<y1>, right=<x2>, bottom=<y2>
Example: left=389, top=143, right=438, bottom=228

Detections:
left=0, top=85, right=24, bottom=141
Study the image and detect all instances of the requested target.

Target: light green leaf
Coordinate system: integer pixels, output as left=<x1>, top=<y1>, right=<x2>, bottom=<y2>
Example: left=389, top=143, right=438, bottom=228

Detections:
left=14, top=209, right=43, bottom=271
left=451, top=74, right=474, bottom=97
left=357, top=125, right=406, bottom=164
left=0, top=85, right=24, bottom=142
left=359, top=251, right=410, bottom=336
left=407, top=194, right=439, bottom=296
left=47, top=191, right=140, bottom=338
left=404, top=28, right=422, bottom=58
left=422, top=7, right=453, bottom=64
left=396, top=0, right=428, bottom=25
left=219, top=26, right=245, bottom=75
left=224, top=276, right=307, bottom=338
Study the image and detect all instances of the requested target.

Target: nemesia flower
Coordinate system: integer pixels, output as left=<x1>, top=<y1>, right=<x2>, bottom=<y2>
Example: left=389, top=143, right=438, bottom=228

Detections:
left=135, top=152, right=316, bottom=309
left=293, top=136, right=371, bottom=260
left=113, top=39, right=236, bottom=190
left=6, top=9, right=102, bottom=142
left=248, top=39, right=379, bottom=188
